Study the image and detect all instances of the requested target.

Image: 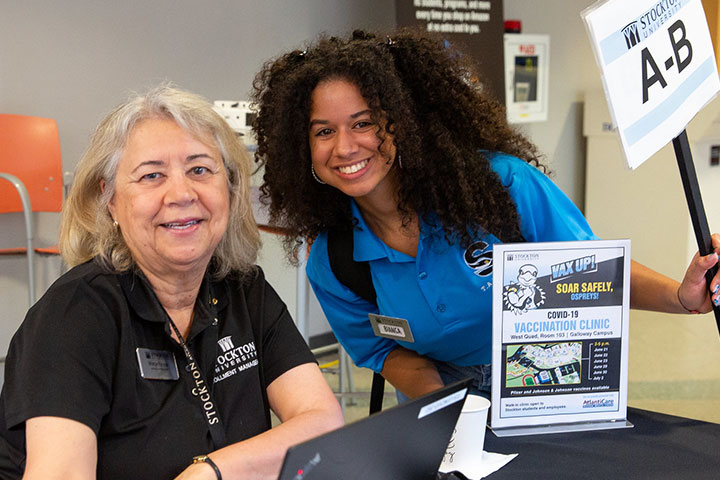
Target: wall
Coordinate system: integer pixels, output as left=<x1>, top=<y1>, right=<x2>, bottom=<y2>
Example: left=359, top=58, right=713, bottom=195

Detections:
left=503, top=0, right=602, bottom=209
left=0, top=0, right=396, bottom=353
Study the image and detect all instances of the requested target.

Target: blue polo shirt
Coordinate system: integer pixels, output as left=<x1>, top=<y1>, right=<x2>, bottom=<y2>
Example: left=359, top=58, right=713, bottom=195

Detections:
left=306, top=154, right=597, bottom=373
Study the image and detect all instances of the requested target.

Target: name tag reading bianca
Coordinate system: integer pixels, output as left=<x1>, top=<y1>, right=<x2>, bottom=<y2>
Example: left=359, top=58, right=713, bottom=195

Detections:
left=136, top=348, right=180, bottom=381
left=368, top=314, right=415, bottom=342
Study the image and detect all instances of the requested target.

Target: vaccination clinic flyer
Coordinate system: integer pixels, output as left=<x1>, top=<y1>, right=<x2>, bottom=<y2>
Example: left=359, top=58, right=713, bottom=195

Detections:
left=491, top=240, right=631, bottom=434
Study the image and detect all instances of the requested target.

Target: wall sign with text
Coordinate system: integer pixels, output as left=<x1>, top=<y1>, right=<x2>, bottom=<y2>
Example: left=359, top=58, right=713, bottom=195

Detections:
left=396, top=0, right=506, bottom=102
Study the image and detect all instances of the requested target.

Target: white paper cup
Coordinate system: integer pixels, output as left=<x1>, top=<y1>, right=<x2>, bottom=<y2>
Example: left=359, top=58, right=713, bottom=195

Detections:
left=439, top=394, right=491, bottom=473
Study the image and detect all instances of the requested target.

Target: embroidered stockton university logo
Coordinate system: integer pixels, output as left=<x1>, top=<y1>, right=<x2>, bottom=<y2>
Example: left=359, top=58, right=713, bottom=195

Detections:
left=213, top=336, right=258, bottom=384
left=464, top=240, right=493, bottom=277
left=218, top=335, right=234, bottom=352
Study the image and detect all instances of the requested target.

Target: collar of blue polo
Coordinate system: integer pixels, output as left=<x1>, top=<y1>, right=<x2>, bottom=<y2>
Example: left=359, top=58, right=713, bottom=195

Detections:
left=349, top=199, right=443, bottom=263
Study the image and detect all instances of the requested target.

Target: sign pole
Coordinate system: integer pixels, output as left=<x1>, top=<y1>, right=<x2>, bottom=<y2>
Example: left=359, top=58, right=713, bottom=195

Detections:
left=672, top=129, right=720, bottom=333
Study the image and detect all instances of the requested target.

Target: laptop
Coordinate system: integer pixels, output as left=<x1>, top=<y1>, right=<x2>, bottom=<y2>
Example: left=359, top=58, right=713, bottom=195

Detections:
left=277, top=378, right=472, bottom=480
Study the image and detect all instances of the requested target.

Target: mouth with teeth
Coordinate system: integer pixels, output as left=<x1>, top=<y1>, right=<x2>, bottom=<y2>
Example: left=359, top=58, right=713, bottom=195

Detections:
left=338, top=159, right=369, bottom=175
left=161, top=220, right=201, bottom=230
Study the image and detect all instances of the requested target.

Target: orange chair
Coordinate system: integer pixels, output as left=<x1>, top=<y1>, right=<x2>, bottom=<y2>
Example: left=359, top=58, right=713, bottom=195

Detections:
left=0, top=114, right=63, bottom=307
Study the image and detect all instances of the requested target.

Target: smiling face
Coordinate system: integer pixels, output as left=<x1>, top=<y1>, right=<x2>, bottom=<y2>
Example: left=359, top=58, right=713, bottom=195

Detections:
left=108, top=117, right=230, bottom=278
left=308, top=79, right=397, bottom=203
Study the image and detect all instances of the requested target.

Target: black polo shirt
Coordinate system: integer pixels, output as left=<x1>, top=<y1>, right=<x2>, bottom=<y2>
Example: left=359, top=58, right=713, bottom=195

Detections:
left=0, top=259, right=314, bottom=479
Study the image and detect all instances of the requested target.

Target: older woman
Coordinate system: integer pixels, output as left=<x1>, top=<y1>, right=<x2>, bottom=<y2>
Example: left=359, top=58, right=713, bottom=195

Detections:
left=0, top=85, right=343, bottom=480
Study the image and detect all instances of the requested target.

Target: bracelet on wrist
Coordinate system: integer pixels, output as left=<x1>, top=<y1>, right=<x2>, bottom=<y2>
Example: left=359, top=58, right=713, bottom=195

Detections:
left=192, top=455, right=222, bottom=480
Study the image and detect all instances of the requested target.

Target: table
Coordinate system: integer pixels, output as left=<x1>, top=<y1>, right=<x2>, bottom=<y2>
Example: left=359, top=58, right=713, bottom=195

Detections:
left=484, top=408, right=720, bottom=479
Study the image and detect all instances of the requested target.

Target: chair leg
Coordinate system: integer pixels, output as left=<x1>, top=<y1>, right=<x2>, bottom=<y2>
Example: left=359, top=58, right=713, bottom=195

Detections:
left=26, top=247, right=35, bottom=307
left=0, top=173, right=35, bottom=305
left=340, top=347, right=356, bottom=406
left=369, top=371, right=385, bottom=415
left=338, top=344, right=347, bottom=414
left=295, top=239, right=309, bottom=343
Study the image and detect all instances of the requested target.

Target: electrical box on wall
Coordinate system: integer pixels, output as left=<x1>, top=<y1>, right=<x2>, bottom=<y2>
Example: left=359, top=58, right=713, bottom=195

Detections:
left=504, top=33, right=550, bottom=123
left=711, top=145, right=720, bottom=166
left=213, top=101, right=257, bottom=151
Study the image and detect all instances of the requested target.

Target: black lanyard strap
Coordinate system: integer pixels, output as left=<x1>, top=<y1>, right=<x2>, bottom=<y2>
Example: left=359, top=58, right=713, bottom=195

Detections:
left=166, top=306, right=227, bottom=450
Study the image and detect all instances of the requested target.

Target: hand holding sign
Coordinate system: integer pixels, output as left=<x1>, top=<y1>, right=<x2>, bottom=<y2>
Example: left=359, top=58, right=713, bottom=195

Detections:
left=678, top=233, right=720, bottom=312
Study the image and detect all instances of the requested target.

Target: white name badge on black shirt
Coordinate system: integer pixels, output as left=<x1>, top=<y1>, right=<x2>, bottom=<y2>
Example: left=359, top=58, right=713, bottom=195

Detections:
left=136, top=348, right=180, bottom=381
left=368, top=314, right=415, bottom=342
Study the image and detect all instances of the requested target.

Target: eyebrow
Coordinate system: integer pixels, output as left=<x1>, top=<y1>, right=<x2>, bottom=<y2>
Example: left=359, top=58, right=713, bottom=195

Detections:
left=309, top=109, right=372, bottom=128
left=130, top=160, right=164, bottom=175
left=129, top=154, right=215, bottom=175
left=187, top=153, right=215, bottom=162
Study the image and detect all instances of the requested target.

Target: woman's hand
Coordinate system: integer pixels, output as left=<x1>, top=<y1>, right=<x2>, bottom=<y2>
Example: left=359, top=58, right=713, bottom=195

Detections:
left=677, top=233, right=720, bottom=313
left=173, top=363, right=343, bottom=480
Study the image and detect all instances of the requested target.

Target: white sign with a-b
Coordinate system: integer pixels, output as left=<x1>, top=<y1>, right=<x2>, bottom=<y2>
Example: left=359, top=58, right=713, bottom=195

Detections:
left=583, top=0, right=720, bottom=169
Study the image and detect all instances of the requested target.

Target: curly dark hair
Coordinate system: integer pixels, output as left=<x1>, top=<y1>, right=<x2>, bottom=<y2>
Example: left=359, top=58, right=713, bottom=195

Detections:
left=252, top=28, right=545, bottom=256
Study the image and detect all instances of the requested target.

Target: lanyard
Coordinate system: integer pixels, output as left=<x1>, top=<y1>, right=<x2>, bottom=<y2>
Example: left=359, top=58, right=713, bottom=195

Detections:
left=165, top=296, right=227, bottom=450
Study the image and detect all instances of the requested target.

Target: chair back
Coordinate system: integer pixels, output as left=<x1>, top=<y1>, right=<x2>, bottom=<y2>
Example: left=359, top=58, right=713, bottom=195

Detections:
left=0, top=114, right=62, bottom=214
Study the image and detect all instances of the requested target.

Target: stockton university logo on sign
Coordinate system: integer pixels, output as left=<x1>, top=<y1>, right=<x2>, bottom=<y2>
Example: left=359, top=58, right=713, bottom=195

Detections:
left=583, top=0, right=720, bottom=169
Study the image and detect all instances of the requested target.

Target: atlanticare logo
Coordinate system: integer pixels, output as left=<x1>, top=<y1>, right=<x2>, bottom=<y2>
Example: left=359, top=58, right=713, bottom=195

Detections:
left=621, top=0, right=683, bottom=50
left=583, top=398, right=615, bottom=409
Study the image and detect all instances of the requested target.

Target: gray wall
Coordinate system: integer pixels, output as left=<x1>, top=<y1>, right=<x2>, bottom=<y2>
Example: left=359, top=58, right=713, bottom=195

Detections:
left=2, top=0, right=396, bottom=172
left=0, top=0, right=396, bottom=351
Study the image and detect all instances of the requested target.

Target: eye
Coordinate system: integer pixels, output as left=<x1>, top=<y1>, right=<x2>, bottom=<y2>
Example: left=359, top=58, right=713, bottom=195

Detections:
left=354, top=120, right=374, bottom=129
left=190, top=166, right=210, bottom=175
left=140, top=172, right=162, bottom=181
left=314, top=128, right=333, bottom=137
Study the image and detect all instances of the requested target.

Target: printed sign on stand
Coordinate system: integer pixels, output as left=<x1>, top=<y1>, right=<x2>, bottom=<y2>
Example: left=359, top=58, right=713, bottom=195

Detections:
left=491, top=240, right=632, bottom=436
left=582, top=0, right=720, bottom=169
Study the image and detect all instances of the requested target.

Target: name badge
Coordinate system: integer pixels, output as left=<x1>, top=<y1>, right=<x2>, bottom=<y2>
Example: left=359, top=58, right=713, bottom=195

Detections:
left=136, top=348, right=180, bottom=381
left=368, top=314, right=415, bottom=342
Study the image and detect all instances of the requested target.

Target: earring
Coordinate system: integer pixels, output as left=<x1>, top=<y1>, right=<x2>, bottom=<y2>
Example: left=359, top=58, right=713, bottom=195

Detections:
left=113, top=220, right=119, bottom=228
left=386, top=154, right=403, bottom=168
left=311, top=165, right=326, bottom=184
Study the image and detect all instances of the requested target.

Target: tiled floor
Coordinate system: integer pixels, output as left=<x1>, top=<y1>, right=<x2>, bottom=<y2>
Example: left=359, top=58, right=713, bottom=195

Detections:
left=319, top=310, right=720, bottom=426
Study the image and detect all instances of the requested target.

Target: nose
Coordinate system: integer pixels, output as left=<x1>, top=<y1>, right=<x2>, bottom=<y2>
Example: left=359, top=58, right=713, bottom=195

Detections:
left=334, top=128, right=359, bottom=158
left=164, top=172, right=197, bottom=205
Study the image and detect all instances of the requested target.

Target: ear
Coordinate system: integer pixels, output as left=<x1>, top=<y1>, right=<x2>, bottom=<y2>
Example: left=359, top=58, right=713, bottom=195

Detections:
left=101, top=179, right=116, bottom=221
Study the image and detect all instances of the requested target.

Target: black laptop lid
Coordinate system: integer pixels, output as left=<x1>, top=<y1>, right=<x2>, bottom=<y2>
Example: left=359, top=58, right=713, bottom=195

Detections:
left=277, top=378, right=472, bottom=480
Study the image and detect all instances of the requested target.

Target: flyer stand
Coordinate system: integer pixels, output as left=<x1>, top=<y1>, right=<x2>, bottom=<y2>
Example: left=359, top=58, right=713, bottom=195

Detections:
left=490, top=240, right=633, bottom=436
